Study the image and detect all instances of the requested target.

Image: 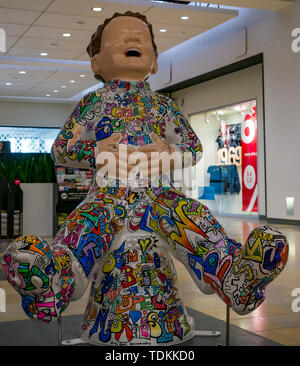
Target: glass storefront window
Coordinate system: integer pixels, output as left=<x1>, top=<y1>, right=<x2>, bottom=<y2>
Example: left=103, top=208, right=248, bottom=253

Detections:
left=0, top=127, right=59, bottom=153
left=190, top=100, right=258, bottom=216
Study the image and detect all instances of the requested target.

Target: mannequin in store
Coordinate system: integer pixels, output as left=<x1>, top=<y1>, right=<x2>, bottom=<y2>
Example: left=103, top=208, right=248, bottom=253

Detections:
left=2, top=11, right=289, bottom=346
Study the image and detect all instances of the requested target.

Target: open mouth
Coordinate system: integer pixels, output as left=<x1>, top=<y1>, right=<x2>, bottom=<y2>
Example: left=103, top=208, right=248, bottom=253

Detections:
left=125, top=49, right=141, bottom=57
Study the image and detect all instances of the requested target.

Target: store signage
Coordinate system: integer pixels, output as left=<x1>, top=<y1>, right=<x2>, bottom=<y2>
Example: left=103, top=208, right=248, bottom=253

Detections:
left=241, top=107, right=258, bottom=212
left=217, top=146, right=241, bottom=166
left=217, top=121, right=242, bottom=166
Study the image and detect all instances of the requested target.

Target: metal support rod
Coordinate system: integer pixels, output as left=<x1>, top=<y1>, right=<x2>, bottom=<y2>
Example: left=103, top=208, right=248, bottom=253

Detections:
left=194, top=330, right=221, bottom=337
left=226, top=304, right=230, bottom=346
left=58, top=315, right=62, bottom=346
left=58, top=315, right=88, bottom=346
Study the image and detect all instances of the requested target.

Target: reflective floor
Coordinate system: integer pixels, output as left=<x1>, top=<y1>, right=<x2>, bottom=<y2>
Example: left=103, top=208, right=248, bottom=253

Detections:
left=0, top=216, right=299, bottom=346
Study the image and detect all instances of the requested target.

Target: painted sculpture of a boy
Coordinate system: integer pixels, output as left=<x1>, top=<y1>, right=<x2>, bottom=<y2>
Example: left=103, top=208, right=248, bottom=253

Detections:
left=2, top=12, right=289, bottom=346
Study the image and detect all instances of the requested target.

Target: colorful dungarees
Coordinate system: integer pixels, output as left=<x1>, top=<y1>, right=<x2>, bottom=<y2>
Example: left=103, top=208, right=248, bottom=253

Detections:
left=2, top=80, right=288, bottom=346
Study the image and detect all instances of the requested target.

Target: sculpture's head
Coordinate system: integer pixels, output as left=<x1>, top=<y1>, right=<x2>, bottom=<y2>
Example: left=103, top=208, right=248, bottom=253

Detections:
left=86, top=11, right=158, bottom=83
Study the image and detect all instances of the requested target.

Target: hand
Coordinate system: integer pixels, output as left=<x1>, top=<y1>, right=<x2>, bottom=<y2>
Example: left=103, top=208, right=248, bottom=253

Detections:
left=133, top=133, right=178, bottom=178
left=96, top=132, right=179, bottom=180
left=96, top=133, right=137, bottom=178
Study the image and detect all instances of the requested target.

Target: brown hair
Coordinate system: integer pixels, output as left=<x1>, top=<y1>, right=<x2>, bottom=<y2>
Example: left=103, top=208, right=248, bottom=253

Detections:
left=86, top=11, right=158, bottom=82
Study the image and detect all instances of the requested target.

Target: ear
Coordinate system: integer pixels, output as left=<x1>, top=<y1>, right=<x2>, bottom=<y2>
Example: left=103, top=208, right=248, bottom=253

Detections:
left=150, top=58, right=158, bottom=75
left=91, top=54, right=102, bottom=75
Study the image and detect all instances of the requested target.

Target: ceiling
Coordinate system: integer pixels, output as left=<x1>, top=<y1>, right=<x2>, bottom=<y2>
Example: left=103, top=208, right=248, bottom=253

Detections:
left=0, top=0, right=293, bottom=103
left=180, top=0, right=294, bottom=11
left=198, top=100, right=257, bottom=126
left=206, top=100, right=256, bottom=116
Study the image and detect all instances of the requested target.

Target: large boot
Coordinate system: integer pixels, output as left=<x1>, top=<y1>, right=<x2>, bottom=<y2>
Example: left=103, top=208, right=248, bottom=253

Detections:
left=2, top=235, right=75, bottom=323
left=143, top=188, right=289, bottom=316
left=214, top=225, right=289, bottom=315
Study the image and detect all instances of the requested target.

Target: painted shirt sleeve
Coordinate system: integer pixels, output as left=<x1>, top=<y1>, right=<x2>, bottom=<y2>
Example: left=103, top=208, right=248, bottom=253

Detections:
left=51, top=89, right=103, bottom=169
left=163, top=96, right=203, bottom=167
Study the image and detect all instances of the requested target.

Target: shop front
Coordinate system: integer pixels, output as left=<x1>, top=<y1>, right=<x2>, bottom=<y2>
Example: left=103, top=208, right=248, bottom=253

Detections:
left=190, top=99, right=259, bottom=217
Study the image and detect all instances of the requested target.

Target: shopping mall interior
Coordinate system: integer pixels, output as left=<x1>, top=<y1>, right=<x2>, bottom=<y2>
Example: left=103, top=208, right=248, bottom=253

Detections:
left=0, top=0, right=300, bottom=348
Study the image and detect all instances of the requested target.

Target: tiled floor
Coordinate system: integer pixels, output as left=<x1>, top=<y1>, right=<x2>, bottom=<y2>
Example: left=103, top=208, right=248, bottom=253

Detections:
left=0, top=216, right=299, bottom=346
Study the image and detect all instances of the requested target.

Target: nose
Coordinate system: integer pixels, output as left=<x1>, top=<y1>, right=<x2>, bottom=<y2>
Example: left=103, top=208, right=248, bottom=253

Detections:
left=124, top=31, right=141, bottom=45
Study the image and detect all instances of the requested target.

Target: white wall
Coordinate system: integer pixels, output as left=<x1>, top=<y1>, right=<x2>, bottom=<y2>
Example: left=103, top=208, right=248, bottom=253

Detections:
left=150, top=3, right=300, bottom=221
left=172, top=65, right=265, bottom=216
left=21, top=183, right=56, bottom=237
left=0, top=100, right=74, bottom=128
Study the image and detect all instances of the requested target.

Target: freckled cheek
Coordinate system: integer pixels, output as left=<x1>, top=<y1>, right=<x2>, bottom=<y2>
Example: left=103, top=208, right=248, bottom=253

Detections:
left=102, top=40, right=124, bottom=52
left=104, top=47, right=125, bottom=63
left=112, top=54, right=128, bottom=65
left=141, top=44, right=155, bottom=57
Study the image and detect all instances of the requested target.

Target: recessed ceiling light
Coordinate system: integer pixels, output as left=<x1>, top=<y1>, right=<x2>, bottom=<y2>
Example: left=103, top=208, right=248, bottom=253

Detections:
left=70, top=80, right=75, bottom=83
left=80, top=74, right=85, bottom=78
left=160, top=29, right=167, bottom=33
left=46, top=94, right=51, bottom=97
left=40, top=52, right=48, bottom=56
left=61, top=85, right=67, bottom=88
left=92, top=7, right=103, bottom=12
left=18, top=70, right=27, bottom=74
left=53, top=90, right=59, bottom=93
left=181, top=16, right=189, bottom=20
left=5, top=82, right=12, bottom=86
left=62, top=33, right=72, bottom=37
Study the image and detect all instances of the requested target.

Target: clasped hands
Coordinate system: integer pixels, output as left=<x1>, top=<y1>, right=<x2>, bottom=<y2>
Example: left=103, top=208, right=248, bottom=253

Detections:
left=96, top=132, right=178, bottom=180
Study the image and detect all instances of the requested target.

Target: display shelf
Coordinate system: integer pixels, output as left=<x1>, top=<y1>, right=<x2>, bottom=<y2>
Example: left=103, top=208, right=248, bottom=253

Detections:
left=55, top=166, right=94, bottom=226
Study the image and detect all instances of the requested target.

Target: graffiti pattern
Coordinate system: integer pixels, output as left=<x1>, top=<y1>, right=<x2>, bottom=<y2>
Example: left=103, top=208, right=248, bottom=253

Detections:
left=2, top=80, right=289, bottom=345
left=81, top=235, right=193, bottom=345
left=51, top=80, right=203, bottom=172
left=2, top=235, right=74, bottom=323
